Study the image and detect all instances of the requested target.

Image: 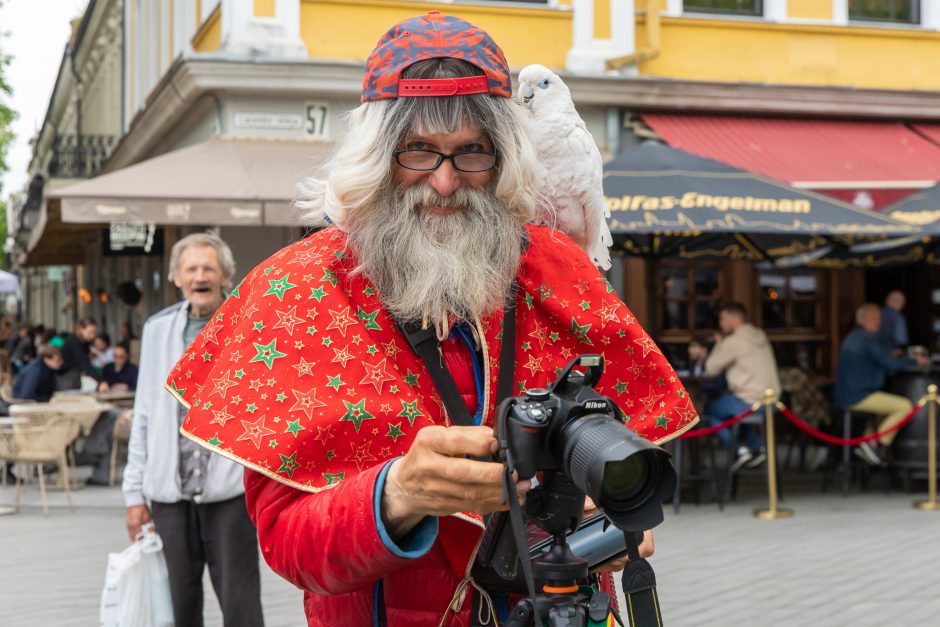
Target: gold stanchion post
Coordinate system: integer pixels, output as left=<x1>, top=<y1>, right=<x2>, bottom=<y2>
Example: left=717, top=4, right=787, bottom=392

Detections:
left=915, top=384, right=939, bottom=511
left=755, top=388, right=794, bottom=520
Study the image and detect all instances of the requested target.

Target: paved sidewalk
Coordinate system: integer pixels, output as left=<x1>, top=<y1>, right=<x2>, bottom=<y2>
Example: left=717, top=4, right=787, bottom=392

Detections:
left=2, top=476, right=939, bottom=626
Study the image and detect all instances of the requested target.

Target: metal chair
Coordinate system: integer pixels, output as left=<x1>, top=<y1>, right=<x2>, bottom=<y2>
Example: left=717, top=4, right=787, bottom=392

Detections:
left=670, top=420, right=724, bottom=513
left=0, top=416, right=79, bottom=515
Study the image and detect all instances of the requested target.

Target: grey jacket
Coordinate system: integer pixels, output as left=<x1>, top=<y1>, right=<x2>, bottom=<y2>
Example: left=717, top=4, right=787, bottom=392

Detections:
left=122, top=301, right=244, bottom=507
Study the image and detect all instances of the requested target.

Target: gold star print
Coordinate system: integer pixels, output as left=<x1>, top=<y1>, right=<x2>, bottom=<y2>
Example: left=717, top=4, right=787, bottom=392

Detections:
left=202, top=323, right=222, bottom=346
left=382, top=341, right=402, bottom=360
left=634, top=334, right=661, bottom=358
left=292, top=357, right=317, bottom=378
left=314, top=424, right=334, bottom=443
left=528, top=319, right=552, bottom=350
left=325, top=307, right=357, bottom=337
left=273, top=305, right=304, bottom=336
left=594, top=301, right=621, bottom=328
left=522, top=354, right=545, bottom=377
left=332, top=345, right=355, bottom=368
left=236, top=415, right=276, bottom=449
left=359, top=359, right=395, bottom=394
left=639, top=387, right=665, bottom=415
left=210, top=407, right=235, bottom=427
left=209, top=372, right=238, bottom=399
left=289, top=388, right=328, bottom=420
left=345, top=441, right=377, bottom=471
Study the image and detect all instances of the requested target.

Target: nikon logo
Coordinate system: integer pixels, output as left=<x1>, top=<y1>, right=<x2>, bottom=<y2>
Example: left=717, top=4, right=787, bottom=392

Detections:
left=583, top=400, right=607, bottom=410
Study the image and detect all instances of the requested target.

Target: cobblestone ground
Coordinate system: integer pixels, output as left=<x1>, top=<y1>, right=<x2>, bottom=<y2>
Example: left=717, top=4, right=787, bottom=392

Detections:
left=2, top=470, right=939, bottom=626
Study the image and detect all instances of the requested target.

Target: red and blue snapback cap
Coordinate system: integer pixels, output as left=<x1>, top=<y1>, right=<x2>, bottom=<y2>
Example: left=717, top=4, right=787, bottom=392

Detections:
left=361, top=11, right=512, bottom=102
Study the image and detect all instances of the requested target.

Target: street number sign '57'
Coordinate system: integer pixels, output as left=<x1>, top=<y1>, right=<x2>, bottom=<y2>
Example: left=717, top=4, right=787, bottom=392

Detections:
left=305, top=102, right=329, bottom=138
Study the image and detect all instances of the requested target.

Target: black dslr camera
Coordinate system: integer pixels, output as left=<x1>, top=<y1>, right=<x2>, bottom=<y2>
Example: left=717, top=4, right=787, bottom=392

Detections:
left=473, top=354, right=676, bottom=626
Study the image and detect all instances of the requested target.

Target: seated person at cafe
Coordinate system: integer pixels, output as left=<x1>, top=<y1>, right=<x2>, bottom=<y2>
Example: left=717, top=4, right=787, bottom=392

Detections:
left=102, top=344, right=138, bottom=391
left=704, top=302, right=782, bottom=472
left=835, top=303, right=927, bottom=466
left=878, top=290, right=910, bottom=354
left=12, top=344, right=63, bottom=402
left=687, top=336, right=711, bottom=377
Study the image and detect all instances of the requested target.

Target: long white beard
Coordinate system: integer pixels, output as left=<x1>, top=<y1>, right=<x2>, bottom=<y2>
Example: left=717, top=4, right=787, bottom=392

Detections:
left=347, top=183, right=525, bottom=331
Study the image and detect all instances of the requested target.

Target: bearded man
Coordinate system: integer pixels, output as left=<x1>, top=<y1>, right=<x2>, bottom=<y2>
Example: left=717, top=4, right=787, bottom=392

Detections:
left=168, top=12, right=696, bottom=627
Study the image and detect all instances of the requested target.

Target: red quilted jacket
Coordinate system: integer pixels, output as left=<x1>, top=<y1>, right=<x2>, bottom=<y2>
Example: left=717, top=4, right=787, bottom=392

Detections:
left=246, top=333, right=498, bottom=626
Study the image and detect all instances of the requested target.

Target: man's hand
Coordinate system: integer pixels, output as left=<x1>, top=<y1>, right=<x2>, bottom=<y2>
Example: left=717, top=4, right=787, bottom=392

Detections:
left=584, top=498, right=654, bottom=573
left=381, top=425, right=529, bottom=540
left=97, top=381, right=110, bottom=393
left=126, top=504, right=152, bottom=541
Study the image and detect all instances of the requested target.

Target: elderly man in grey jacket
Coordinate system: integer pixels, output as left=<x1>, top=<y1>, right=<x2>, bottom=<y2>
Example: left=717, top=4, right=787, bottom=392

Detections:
left=123, top=233, right=264, bottom=627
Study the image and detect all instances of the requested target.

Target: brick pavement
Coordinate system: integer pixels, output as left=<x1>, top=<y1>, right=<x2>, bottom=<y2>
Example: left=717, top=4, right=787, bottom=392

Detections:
left=2, top=475, right=939, bottom=626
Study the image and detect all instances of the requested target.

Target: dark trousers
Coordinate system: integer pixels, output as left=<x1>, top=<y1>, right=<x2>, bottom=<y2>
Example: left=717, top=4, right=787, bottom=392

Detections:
left=150, top=496, right=264, bottom=627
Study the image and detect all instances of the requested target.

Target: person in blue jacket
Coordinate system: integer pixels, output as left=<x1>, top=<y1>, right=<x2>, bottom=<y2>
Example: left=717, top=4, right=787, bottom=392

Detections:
left=835, top=303, right=927, bottom=465
left=12, top=344, right=64, bottom=402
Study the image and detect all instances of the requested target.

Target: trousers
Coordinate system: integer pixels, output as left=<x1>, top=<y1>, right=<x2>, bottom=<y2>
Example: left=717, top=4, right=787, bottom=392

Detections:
left=150, top=495, right=265, bottom=627
left=851, top=391, right=914, bottom=446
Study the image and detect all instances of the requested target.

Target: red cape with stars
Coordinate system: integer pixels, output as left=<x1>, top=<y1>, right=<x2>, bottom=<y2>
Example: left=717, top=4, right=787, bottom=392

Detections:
left=168, top=225, right=697, bottom=492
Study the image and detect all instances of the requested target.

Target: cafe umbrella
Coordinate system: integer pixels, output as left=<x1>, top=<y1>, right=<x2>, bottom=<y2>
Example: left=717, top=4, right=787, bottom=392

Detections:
left=832, top=182, right=940, bottom=267
left=604, top=142, right=915, bottom=265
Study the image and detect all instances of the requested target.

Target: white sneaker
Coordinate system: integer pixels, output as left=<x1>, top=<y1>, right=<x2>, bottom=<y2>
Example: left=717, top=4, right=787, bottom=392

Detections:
left=729, top=446, right=753, bottom=473
left=807, top=446, right=829, bottom=472
left=855, top=442, right=885, bottom=466
left=746, top=449, right=767, bottom=468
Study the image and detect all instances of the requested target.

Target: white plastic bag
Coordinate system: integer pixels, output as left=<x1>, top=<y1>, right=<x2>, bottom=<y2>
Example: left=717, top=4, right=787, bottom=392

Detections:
left=100, top=523, right=174, bottom=627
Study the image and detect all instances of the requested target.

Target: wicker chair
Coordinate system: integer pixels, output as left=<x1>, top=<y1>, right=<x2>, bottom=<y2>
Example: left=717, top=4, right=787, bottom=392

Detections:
left=109, top=411, right=133, bottom=487
left=48, top=401, right=113, bottom=435
left=0, top=416, right=78, bottom=515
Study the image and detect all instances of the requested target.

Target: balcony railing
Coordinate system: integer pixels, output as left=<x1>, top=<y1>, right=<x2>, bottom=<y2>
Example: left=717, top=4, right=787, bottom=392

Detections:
left=48, top=135, right=117, bottom=179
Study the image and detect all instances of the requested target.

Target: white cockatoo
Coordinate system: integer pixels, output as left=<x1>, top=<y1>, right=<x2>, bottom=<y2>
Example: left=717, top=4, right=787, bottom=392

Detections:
left=517, top=64, right=612, bottom=270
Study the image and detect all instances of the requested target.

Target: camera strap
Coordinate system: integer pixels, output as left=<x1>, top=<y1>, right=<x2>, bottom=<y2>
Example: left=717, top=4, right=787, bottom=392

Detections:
left=398, top=281, right=519, bottom=427
left=620, top=532, right=664, bottom=627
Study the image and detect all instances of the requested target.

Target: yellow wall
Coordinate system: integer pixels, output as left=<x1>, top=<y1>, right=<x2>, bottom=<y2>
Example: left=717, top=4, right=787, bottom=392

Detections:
left=255, top=0, right=276, bottom=18
left=789, top=0, right=832, bottom=20
left=298, top=0, right=571, bottom=68
left=594, top=0, right=610, bottom=41
left=636, top=16, right=940, bottom=91
left=192, top=4, right=221, bottom=53
left=186, top=0, right=940, bottom=93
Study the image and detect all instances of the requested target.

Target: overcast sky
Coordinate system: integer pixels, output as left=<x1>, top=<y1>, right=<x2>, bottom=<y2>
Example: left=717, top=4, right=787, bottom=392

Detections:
left=1, top=0, right=90, bottom=198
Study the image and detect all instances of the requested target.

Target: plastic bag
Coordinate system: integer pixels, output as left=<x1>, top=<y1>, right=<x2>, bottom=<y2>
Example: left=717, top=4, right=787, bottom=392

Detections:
left=99, top=523, right=174, bottom=627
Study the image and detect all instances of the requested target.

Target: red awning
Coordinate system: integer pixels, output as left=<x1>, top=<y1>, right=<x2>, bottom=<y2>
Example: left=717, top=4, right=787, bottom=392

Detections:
left=642, top=115, right=940, bottom=190
left=912, top=123, right=940, bottom=146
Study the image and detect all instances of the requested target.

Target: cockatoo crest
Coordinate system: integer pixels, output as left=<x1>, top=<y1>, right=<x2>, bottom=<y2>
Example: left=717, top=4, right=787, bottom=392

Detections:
left=517, top=64, right=613, bottom=270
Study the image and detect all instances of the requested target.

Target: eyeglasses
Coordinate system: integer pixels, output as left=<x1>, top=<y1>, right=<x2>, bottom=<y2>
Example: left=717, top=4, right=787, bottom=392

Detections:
left=392, top=149, right=501, bottom=173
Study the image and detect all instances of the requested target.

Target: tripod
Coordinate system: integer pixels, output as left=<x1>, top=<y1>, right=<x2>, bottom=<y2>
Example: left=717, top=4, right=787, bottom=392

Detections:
left=503, top=534, right=614, bottom=627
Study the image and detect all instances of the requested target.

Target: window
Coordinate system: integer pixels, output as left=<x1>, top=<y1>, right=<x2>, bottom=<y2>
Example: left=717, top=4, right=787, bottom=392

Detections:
left=657, top=261, right=724, bottom=334
left=758, top=270, right=819, bottom=331
left=758, top=269, right=827, bottom=373
left=849, top=0, right=919, bottom=24
left=683, top=0, right=763, bottom=16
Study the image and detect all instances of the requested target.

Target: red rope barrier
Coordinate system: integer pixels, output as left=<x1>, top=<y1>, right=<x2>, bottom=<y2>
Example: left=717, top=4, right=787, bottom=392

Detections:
left=777, top=400, right=926, bottom=446
left=678, top=403, right=761, bottom=439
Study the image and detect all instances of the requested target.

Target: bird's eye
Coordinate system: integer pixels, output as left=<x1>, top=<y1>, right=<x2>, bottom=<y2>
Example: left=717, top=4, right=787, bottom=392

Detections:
left=538, top=79, right=550, bottom=90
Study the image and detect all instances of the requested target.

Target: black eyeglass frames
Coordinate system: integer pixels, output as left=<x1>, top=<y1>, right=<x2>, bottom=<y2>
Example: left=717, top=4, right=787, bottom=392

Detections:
left=392, top=149, right=501, bottom=173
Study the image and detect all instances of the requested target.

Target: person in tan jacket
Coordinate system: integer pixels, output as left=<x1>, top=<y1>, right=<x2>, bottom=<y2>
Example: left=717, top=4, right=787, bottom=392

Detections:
left=704, top=302, right=782, bottom=472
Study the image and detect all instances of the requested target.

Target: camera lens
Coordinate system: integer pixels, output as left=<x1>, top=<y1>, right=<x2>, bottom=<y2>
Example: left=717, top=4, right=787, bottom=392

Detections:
left=602, top=456, right=650, bottom=502
left=561, top=415, right=675, bottom=531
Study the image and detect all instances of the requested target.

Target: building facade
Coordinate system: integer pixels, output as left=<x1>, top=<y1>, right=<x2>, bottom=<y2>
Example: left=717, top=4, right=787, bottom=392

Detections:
left=13, top=0, right=940, bottom=374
